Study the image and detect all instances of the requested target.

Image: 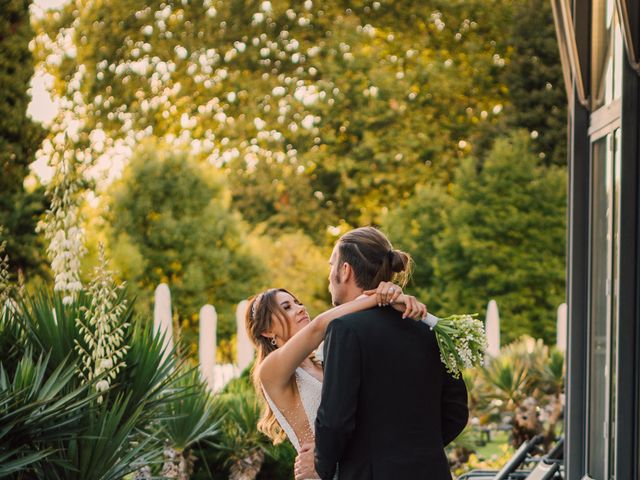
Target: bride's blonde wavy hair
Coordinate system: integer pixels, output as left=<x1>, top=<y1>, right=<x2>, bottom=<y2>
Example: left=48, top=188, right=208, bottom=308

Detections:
left=245, top=288, right=298, bottom=444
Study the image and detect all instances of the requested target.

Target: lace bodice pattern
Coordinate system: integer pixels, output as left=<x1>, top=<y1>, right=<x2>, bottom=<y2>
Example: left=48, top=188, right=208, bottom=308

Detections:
left=262, top=367, right=322, bottom=452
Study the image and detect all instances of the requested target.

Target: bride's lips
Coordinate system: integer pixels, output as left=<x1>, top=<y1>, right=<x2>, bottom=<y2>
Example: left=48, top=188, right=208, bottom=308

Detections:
left=297, top=314, right=310, bottom=323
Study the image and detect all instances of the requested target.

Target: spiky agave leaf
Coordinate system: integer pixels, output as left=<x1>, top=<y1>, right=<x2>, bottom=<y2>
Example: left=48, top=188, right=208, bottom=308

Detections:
left=160, top=367, right=223, bottom=450
left=212, top=378, right=276, bottom=468
left=0, top=354, right=93, bottom=478
left=56, top=393, right=161, bottom=480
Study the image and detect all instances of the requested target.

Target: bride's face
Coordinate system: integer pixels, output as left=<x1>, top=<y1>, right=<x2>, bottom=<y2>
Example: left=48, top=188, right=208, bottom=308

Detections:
left=272, top=291, right=311, bottom=341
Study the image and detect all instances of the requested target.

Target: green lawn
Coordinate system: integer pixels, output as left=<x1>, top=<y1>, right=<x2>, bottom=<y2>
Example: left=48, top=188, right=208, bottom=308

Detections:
left=475, top=430, right=512, bottom=459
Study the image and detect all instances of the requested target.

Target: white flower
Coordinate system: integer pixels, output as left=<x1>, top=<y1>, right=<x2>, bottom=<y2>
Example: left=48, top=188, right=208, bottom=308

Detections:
left=74, top=245, right=130, bottom=394
left=100, top=358, right=114, bottom=370
left=174, top=46, right=188, bottom=60
left=224, top=48, right=237, bottom=62
left=301, top=114, right=315, bottom=129
left=96, top=380, right=110, bottom=392
left=260, top=1, right=272, bottom=12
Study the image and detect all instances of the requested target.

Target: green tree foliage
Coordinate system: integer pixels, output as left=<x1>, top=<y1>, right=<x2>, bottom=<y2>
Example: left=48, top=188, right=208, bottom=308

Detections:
left=247, top=229, right=331, bottom=315
left=0, top=0, right=46, bottom=278
left=381, top=182, right=453, bottom=308
left=385, top=132, right=566, bottom=344
left=502, top=0, right=567, bottom=166
left=105, top=140, right=264, bottom=350
left=437, top=132, right=565, bottom=344
left=33, top=0, right=513, bottom=238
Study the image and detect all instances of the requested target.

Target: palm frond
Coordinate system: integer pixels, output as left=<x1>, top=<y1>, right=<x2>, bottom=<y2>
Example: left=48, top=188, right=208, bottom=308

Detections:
left=160, top=367, right=222, bottom=450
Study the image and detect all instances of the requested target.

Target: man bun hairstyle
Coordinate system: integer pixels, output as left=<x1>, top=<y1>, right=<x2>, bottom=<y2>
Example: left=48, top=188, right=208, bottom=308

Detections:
left=337, top=226, right=413, bottom=290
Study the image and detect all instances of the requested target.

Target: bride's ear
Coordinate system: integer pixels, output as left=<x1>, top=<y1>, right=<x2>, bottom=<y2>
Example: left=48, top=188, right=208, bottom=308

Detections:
left=260, top=331, right=274, bottom=341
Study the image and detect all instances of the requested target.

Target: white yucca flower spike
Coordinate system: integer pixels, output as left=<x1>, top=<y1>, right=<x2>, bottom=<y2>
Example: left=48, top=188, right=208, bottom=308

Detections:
left=39, top=134, right=88, bottom=304
left=75, top=243, right=130, bottom=402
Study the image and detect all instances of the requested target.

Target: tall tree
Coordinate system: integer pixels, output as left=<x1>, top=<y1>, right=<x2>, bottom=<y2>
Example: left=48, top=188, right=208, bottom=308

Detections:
left=105, top=140, right=264, bottom=354
left=386, top=131, right=566, bottom=344
left=435, top=131, right=566, bottom=344
left=33, top=0, right=512, bottom=239
left=0, top=0, right=46, bottom=279
left=381, top=182, right=453, bottom=312
left=502, top=0, right=567, bottom=166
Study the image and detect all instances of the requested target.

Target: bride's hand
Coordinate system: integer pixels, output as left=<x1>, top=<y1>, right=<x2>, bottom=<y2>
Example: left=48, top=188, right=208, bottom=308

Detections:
left=363, top=281, right=403, bottom=306
left=364, top=281, right=427, bottom=320
left=395, top=294, right=428, bottom=320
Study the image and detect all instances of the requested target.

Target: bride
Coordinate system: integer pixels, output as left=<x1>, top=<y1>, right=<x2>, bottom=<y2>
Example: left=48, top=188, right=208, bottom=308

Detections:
left=244, top=281, right=427, bottom=473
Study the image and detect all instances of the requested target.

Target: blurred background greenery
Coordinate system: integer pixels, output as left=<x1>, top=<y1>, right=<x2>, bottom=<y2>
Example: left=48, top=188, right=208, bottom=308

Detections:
left=6, top=0, right=566, bottom=355
left=1, top=0, right=567, bottom=476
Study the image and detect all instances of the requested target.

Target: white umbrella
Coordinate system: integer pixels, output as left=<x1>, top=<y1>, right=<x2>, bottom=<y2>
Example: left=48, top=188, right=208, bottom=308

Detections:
left=199, top=304, right=217, bottom=391
left=236, top=300, right=254, bottom=373
left=556, top=303, right=567, bottom=352
left=153, top=283, right=174, bottom=363
left=485, top=299, right=501, bottom=357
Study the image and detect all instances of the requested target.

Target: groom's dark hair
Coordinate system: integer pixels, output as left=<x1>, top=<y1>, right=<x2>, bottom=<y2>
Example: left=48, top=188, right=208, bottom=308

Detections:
left=337, top=226, right=413, bottom=290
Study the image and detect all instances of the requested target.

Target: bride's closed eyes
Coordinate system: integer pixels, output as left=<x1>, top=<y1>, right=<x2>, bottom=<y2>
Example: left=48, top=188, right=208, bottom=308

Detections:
left=280, top=300, right=304, bottom=310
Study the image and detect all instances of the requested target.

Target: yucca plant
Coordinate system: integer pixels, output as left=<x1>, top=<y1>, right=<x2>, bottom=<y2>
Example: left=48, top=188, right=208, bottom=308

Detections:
left=6, top=288, right=182, bottom=479
left=473, top=337, right=566, bottom=448
left=158, top=368, right=223, bottom=479
left=540, top=348, right=565, bottom=397
left=0, top=306, right=24, bottom=377
left=213, top=378, right=275, bottom=480
left=52, top=393, right=161, bottom=480
left=0, top=354, right=94, bottom=478
left=480, top=355, right=529, bottom=413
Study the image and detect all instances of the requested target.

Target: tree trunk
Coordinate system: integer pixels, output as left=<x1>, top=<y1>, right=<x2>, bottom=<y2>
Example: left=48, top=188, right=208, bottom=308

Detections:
left=133, top=466, right=151, bottom=479
left=162, top=445, right=196, bottom=480
left=229, top=449, right=265, bottom=480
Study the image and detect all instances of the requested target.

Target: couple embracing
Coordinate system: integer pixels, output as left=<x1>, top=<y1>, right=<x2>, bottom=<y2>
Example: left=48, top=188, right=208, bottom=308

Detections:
left=245, top=226, right=469, bottom=479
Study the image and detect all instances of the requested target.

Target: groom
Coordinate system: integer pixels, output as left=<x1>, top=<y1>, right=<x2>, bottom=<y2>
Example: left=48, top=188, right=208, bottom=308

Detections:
left=295, top=226, right=468, bottom=480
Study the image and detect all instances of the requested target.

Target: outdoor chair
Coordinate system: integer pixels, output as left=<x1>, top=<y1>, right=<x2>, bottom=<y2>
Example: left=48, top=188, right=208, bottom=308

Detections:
left=458, top=436, right=564, bottom=480
left=521, top=459, right=560, bottom=480
left=458, top=435, right=544, bottom=480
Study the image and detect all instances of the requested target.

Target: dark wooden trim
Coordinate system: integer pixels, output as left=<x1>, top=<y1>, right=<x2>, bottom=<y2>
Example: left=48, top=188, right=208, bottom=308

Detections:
left=565, top=1, right=591, bottom=479
left=614, top=52, right=638, bottom=480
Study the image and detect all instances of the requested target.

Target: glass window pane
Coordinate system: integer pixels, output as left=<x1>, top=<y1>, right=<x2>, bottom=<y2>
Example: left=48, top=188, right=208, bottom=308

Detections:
left=588, top=135, right=612, bottom=479
left=592, top=0, right=623, bottom=109
left=609, top=129, right=621, bottom=476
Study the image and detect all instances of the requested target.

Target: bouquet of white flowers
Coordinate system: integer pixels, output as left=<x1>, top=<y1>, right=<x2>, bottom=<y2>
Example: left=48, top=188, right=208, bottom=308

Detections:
left=424, top=313, right=488, bottom=379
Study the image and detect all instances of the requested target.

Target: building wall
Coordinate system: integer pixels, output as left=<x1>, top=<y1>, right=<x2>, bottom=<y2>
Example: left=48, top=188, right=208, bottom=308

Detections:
left=564, top=1, right=640, bottom=479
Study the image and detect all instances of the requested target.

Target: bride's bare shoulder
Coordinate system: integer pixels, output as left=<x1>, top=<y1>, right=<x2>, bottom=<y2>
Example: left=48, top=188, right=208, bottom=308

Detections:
left=258, top=354, right=297, bottom=394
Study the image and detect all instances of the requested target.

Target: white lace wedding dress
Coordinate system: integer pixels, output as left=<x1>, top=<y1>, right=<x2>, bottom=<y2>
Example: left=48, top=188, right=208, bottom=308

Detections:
left=262, top=366, right=322, bottom=453
left=262, top=366, right=338, bottom=479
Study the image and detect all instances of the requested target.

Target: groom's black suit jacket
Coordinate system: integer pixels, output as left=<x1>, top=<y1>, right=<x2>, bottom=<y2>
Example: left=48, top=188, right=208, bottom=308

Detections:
left=314, top=306, right=468, bottom=480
